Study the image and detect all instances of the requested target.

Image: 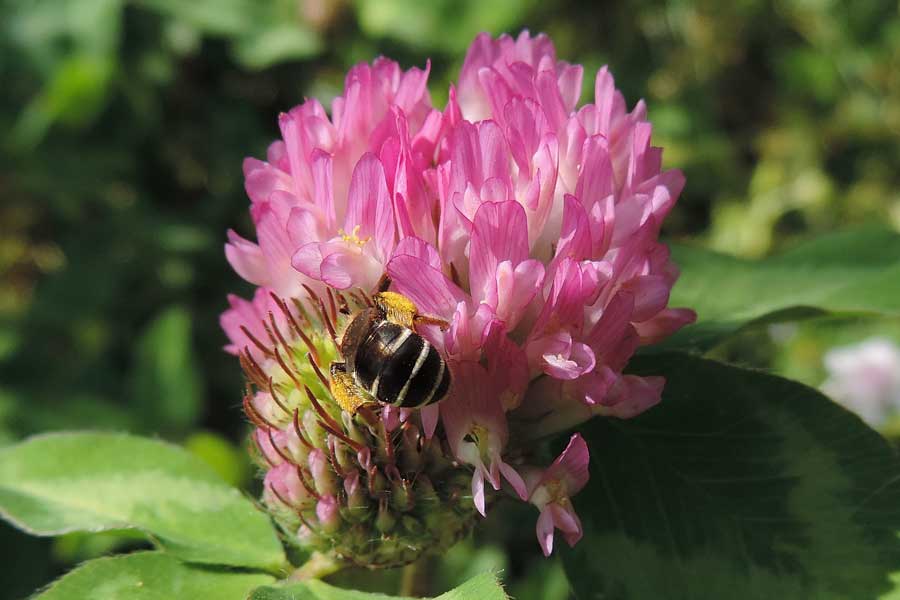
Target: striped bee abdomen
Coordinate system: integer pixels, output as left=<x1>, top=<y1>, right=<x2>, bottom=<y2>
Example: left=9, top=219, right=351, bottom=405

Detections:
left=353, top=321, right=450, bottom=408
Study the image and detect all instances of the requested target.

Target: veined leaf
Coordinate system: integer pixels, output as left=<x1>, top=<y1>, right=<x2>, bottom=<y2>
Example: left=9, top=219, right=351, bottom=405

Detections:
left=248, top=572, right=508, bottom=600
left=0, top=432, right=285, bottom=571
left=34, top=551, right=273, bottom=599
left=661, top=227, right=900, bottom=352
left=561, top=353, right=900, bottom=599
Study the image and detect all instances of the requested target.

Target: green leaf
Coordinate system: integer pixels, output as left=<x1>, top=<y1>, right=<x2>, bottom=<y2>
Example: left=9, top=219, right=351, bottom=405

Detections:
left=34, top=551, right=273, bottom=600
left=131, top=306, right=203, bottom=431
left=662, top=227, right=900, bottom=352
left=562, top=352, right=900, bottom=599
left=248, top=572, right=507, bottom=600
left=0, top=432, right=285, bottom=571
left=434, top=573, right=508, bottom=600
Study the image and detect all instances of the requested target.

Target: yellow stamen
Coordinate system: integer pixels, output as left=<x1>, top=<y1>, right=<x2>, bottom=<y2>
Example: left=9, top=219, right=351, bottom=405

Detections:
left=338, top=225, right=371, bottom=247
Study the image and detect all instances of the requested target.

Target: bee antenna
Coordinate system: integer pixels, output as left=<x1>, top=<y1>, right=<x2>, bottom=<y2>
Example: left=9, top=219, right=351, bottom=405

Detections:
left=376, top=273, right=392, bottom=293
left=336, top=291, right=351, bottom=315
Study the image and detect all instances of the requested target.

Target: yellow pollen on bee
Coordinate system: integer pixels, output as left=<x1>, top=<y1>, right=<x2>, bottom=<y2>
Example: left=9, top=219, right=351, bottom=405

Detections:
left=374, top=292, right=419, bottom=329
left=329, top=368, right=368, bottom=414
left=338, top=225, right=371, bottom=247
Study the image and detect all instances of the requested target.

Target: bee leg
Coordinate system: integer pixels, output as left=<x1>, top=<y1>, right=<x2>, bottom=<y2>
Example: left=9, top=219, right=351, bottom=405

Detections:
left=373, top=291, right=418, bottom=329
left=413, top=314, right=450, bottom=332
left=329, top=361, right=368, bottom=414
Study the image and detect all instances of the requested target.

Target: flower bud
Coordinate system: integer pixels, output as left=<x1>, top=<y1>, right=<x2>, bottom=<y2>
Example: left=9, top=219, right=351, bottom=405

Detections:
left=376, top=498, right=397, bottom=533
left=308, top=449, right=338, bottom=496
left=316, top=495, right=342, bottom=534
left=391, top=477, right=414, bottom=512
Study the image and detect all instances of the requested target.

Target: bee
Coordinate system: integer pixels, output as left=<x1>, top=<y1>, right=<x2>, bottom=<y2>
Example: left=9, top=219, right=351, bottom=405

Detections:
left=329, top=289, right=451, bottom=413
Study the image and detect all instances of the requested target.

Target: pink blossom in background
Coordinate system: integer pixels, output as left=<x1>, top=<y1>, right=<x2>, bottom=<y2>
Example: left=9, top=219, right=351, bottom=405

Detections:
left=222, top=30, right=694, bottom=559
left=822, top=337, right=900, bottom=427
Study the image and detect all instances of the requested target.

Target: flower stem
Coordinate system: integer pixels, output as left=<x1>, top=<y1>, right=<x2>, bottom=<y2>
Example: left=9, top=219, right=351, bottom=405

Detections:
left=288, top=552, right=343, bottom=581
left=400, top=558, right=430, bottom=597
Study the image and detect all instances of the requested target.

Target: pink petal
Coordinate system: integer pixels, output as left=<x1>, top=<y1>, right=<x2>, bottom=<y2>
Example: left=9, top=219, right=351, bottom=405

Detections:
left=447, top=302, right=497, bottom=359
left=601, top=375, right=665, bottom=419
left=320, top=246, right=382, bottom=291
left=278, top=109, right=311, bottom=200
left=622, top=274, right=671, bottom=322
left=588, top=195, right=615, bottom=258
left=392, top=236, right=443, bottom=271
left=499, top=460, right=528, bottom=500
left=625, top=122, right=653, bottom=192
left=536, top=507, right=556, bottom=557
left=557, top=64, right=584, bottom=114
left=316, top=494, right=340, bottom=525
left=551, top=194, right=592, bottom=270
left=387, top=254, right=466, bottom=319
left=549, top=503, right=583, bottom=547
left=581, top=366, right=619, bottom=407
left=541, top=336, right=596, bottom=381
left=594, top=66, right=625, bottom=137
left=382, top=405, right=401, bottom=433
left=287, top=205, right=326, bottom=248
left=493, top=259, right=544, bottom=329
left=449, top=121, right=482, bottom=192
left=419, top=403, right=440, bottom=439
left=478, top=120, right=511, bottom=183
left=225, top=230, right=268, bottom=286
left=254, top=204, right=303, bottom=297
left=545, top=434, right=590, bottom=495
left=469, top=200, right=529, bottom=305
left=576, top=135, right=615, bottom=204
left=310, top=149, right=336, bottom=230
left=243, top=159, right=291, bottom=205
left=535, top=68, right=568, bottom=130
left=633, top=307, right=697, bottom=345
left=291, top=242, right=325, bottom=281
left=472, top=469, right=487, bottom=516
left=344, top=153, right=395, bottom=263
left=588, top=291, right=635, bottom=356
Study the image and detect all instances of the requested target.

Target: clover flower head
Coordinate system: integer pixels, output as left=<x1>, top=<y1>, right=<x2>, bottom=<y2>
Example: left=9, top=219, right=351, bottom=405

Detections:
left=222, top=31, right=694, bottom=565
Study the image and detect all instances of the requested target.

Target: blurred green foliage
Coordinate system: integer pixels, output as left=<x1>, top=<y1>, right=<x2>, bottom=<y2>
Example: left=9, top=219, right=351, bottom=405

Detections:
left=2, top=0, right=899, bottom=596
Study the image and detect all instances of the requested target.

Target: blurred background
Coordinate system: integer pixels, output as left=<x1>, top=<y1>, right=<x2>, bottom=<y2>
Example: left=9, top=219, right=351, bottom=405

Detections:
left=2, top=0, right=900, bottom=597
